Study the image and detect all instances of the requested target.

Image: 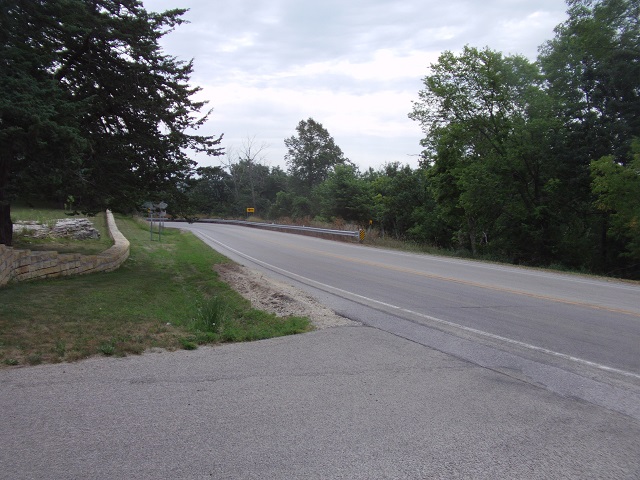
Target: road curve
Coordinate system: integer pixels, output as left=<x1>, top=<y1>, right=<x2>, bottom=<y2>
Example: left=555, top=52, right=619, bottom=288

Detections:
left=2, top=222, right=639, bottom=479
left=177, top=223, right=640, bottom=419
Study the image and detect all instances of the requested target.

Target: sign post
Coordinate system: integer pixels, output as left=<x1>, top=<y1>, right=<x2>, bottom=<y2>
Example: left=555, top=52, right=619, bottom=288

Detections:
left=145, top=201, right=168, bottom=241
left=156, top=201, right=167, bottom=241
left=246, top=207, right=255, bottom=219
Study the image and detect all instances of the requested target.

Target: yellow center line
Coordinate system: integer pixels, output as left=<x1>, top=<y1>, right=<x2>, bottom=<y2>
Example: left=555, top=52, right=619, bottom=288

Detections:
left=254, top=234, right=640, bottom=319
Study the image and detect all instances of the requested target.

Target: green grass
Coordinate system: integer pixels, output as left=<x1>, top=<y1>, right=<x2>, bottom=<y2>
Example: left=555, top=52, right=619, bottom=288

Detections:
left=0, top=214, right=313, bottom=367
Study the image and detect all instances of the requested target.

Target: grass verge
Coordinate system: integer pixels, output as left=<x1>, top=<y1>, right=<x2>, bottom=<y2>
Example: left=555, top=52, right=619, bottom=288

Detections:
left=0, top=214, right=312, bottom=367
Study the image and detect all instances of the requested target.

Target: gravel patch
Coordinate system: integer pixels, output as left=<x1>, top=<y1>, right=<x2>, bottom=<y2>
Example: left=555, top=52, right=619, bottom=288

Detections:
left=215, top=263, right=360, bottom=329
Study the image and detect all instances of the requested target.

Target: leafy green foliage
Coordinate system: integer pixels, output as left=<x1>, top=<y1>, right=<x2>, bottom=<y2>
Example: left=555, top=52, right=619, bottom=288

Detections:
left=188, top=166, right=233, bottom=217
left=402, top=2, right=639, bottom=276
left=539, top=0, right=640, bottom=163
left=409, top=46, right=569, bottom=261
left=591, top=141, right=640, bottom=267
left=285, top=118, right=349, bottom=192
left=314, top=164, right=371, bottom=223
left=369, top=163, right=427, bottom=239
left=0, top=0, right=223, bottom=245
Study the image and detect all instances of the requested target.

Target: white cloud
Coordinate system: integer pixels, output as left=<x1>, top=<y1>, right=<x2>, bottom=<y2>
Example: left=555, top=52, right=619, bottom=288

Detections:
left=143, top=0, right=569, bottom=171
left=217, top=33, right=257, bottom=53
left=284, top=49, right=439, bottom=83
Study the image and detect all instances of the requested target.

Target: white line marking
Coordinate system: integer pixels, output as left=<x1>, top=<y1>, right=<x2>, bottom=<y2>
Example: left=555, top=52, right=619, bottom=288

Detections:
left=193, top=228, right=640, bottom=381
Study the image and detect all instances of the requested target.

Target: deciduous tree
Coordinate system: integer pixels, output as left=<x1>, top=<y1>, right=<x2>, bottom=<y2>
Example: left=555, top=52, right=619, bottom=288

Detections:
left=591, top=140, right=640, bottom=271
left=284, top=118, right=348, bottom=192
left=314, top=164, right=371, bottom=223
left=410, top=46, right=562, bottom=260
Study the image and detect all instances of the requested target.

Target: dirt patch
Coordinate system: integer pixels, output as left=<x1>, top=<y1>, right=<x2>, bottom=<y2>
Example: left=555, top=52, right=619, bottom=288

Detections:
left=215, top=263, right=360, bottom=330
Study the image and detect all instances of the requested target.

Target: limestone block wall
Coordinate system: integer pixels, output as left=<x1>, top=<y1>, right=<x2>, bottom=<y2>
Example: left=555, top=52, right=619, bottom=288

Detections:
left=0, top=210, right=129, bottom=287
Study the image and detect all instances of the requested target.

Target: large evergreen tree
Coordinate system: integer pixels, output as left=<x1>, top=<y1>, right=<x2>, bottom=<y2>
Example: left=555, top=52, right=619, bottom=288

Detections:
left=0, top=0, right=223, bottom=246
left=1, top=0, right=85, bottom=245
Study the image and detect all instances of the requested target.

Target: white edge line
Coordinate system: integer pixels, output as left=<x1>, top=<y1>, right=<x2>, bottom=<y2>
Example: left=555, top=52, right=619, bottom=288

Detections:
left=193, top=229, right=640, bottom=381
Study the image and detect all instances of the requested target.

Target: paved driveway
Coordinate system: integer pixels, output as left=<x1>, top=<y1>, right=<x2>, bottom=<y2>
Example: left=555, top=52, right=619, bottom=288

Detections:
left=2, top=326, right=639, bottom=479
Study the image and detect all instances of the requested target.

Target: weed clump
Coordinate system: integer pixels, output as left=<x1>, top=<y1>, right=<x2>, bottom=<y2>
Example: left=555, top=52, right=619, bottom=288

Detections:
left=190, top=297, right=228, bottom=336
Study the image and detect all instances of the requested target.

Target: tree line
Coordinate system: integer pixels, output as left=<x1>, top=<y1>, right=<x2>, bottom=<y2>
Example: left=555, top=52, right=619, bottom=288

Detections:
left=2, top=0, right=638, bottom=278
left=188, top=0, right=640, bottom=278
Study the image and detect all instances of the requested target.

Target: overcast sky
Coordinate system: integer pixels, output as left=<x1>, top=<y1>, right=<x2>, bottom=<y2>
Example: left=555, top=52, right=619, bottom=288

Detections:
left=142, top=0, right=569, bottom=172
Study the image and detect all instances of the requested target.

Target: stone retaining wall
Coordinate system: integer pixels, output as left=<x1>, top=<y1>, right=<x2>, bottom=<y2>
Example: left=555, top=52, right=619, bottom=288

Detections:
left=0, top=210, right=129, bottom=287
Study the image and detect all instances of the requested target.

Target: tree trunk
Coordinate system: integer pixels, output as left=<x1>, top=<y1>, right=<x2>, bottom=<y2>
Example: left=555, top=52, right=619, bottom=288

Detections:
left=0, top=202, right=11, bottom=247
left=599, top=213, right=608, bottom=272
left=467, top=216, right=477, bottom=256
left=0, top=157, right=12, bottom=246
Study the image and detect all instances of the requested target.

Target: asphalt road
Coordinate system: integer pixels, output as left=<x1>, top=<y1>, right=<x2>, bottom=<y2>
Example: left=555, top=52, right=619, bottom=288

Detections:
left=180, top=224, right=640, bottom=375
left=2, top=328, right=640, bottom=479
left=2, top=222, right=640, bottom=479
left=176, top=223, right=640, bottom=421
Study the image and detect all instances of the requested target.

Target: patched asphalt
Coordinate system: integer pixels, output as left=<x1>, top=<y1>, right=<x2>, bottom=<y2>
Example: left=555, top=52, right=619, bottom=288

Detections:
left=2, top=325, right=639, bottom=479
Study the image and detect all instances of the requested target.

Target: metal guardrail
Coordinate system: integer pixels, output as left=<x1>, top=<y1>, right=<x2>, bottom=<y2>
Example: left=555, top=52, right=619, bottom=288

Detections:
left=204, top=219, right=361, bottom=239
left=187, top=219, right=364, bottom=242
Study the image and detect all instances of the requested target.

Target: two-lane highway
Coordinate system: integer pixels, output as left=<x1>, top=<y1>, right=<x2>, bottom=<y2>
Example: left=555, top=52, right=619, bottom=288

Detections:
left=178, top=222, right=640, bottom=418
left=2, top=221, right=640, bottom=479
